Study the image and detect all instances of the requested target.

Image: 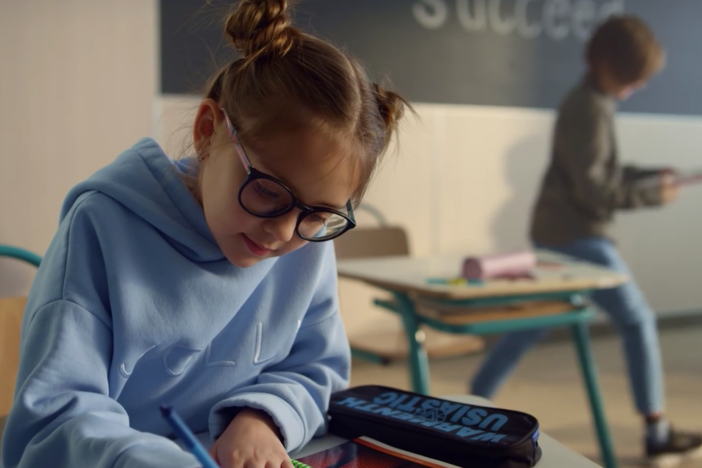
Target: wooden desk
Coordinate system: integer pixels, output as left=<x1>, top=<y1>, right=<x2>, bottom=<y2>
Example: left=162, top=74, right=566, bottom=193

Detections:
left=337, top=252, right=624, bottom=468
left=294, top=394, right=601, bottom=467
left=337, top=251, right=625, bottom=300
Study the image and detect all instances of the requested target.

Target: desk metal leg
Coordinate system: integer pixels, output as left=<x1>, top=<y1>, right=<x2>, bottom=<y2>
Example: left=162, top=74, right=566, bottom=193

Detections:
left=571, top=322, right=618, bottom=468
left=394, top=293, right=431, bottom=395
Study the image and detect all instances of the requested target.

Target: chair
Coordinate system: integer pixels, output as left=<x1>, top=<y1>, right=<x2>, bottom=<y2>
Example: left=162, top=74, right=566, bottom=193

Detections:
left=334, top=205, right=483, bottom=365
left=0, top=245, right=41, bottom=442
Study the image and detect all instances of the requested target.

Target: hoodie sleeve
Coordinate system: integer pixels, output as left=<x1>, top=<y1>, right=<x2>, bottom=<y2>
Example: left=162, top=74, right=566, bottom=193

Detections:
left=208, top=242, right=350, bottom=453
left=1, top=193, right=199, bottom=468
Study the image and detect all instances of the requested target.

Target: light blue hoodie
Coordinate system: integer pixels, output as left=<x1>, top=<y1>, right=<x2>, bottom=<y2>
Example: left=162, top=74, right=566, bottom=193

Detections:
left=1, top=138, right=350, bottom=468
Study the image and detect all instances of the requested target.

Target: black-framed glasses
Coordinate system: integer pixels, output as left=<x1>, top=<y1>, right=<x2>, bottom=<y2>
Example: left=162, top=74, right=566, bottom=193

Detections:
left=220, top=108, right=356, bottom=242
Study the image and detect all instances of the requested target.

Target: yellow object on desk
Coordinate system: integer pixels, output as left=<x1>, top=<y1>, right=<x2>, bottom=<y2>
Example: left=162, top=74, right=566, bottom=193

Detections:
left=426, top=277, right=467, bottom=286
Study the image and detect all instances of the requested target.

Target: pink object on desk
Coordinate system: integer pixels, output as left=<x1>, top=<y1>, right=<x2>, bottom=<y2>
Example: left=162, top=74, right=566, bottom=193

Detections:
left=462, top=250, right=537, bottom=280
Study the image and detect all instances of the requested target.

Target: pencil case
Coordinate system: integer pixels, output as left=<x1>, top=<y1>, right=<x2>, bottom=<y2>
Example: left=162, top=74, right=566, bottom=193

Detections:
left=328, top=385, right=542, bottom=468
left=462, top=251, right=536, bottom=280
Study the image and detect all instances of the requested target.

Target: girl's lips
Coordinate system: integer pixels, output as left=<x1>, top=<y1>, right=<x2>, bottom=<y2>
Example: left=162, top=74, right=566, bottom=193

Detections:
left=242, top=234, right=273, bottom=256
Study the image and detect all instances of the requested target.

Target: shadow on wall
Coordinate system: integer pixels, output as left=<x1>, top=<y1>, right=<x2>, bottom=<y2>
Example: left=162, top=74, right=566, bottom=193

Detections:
left=491, top=135, right=550, bottom=252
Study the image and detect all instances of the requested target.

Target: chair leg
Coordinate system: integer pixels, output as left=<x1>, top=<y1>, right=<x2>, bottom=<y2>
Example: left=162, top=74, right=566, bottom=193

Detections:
left=571, top=322, right=618, bottom=468
left=394, top=293, right=431, bottom=395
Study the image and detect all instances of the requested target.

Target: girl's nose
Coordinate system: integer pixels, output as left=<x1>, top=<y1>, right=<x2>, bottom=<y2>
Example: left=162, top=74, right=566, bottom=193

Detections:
left=262, top=210, right=298, bottom=243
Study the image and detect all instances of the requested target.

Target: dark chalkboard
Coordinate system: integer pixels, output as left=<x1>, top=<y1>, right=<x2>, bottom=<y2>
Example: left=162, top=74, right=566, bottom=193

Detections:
left=160, top=0, right=702, bottom=115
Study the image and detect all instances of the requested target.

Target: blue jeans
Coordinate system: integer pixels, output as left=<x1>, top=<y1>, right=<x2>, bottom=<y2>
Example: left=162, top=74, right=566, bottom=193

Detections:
left=470, top=237, right=664, bottom=415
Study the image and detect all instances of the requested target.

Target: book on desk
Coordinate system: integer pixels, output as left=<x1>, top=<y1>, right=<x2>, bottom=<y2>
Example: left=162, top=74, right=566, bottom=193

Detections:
left=298, top=437, right=457, bottom=468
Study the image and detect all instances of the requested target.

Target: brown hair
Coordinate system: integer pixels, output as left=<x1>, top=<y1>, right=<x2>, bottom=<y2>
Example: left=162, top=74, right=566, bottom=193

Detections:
left=202, top=0, right=411, bottom=205
left=586, top=15, right=665, bottom=85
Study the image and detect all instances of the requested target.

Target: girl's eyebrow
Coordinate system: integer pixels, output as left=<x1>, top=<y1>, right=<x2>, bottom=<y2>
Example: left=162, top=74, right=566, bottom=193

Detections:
left=318, top=201, right=347, bottom=211
left=297, top=193, right=347, bottom=211
left=253, top=160, right=347, bottom=211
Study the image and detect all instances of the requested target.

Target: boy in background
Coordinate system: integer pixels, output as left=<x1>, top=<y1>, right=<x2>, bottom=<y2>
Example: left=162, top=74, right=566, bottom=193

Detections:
left=471, top=15, right=702, bottom=466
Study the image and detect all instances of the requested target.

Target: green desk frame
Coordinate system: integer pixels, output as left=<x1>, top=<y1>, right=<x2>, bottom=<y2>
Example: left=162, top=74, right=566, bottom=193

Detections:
left=373, top=289, right=616, bottom=468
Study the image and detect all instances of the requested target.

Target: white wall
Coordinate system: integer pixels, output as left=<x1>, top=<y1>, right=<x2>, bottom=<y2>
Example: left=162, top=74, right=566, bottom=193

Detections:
left=613, top=116, right=702, bottom=309
left=2, top=1, right=701, bottom=341
left=0, top=0, right=157, bottom=295
left=155, top=98, right=702, bottom=338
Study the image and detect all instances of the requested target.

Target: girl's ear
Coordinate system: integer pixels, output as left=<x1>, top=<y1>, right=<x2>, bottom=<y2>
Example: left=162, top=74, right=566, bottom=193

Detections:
left=193, top=98, right=222, bottom=160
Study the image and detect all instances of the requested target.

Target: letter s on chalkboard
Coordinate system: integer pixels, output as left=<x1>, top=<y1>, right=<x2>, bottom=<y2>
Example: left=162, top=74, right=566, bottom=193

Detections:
left=413, top=0, right=449, bottom=29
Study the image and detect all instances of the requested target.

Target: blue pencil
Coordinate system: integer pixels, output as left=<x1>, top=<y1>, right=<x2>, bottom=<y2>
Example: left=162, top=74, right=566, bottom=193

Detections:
left=160, top=405, right=219, bottom=468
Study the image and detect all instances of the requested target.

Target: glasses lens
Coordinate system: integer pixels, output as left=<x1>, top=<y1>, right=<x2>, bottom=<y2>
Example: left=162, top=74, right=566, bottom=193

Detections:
left=240, top=177, right=294, bottom=216
left=298, top=211, right=349, bottom=241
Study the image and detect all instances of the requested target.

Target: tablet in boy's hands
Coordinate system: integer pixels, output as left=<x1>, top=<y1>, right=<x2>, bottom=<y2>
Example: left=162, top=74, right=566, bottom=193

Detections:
left=639, top=169, right=702, bottom=189
left=675, top=170, right=702, bottom=187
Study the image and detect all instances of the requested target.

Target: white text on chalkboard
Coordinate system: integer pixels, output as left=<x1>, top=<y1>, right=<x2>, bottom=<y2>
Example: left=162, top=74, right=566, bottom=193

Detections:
left=413, top=0, right=625, bottom=41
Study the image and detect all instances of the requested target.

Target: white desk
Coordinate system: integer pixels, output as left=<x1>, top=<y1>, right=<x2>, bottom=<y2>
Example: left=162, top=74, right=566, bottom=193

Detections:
left=294, top=395, right=601, bottom=468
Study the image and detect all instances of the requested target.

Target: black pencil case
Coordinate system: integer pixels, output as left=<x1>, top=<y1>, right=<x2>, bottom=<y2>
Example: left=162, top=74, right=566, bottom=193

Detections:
left=328, top=385, right=542, bottom=468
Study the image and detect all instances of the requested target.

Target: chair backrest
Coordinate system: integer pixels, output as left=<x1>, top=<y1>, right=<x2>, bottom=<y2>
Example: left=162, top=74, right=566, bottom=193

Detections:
left=334, top=226, right=410, bottom=260
left=334, top=204, right=410, bottom=260
left=0, top=245, right=41, bottom=268
left=0, top=297, right=27, bottom=416
left=0, top=245, right=41, bottom=421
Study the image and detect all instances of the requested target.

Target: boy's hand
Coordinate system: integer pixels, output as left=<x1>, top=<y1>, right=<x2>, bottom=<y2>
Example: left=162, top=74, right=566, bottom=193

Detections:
left=210, top=408, right=294, bottom=468
left=660, top=171, right=679, bottom=204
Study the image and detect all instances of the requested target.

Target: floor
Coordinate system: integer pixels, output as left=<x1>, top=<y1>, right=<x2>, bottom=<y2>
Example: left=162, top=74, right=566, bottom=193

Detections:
left=349, top=324, right=702, bottom=467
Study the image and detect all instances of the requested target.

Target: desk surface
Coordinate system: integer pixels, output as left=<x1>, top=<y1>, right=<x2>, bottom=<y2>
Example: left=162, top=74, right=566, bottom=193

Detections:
left=294, top=394, right=601, bottom=468
left=337, top=252, right=626, bottom=300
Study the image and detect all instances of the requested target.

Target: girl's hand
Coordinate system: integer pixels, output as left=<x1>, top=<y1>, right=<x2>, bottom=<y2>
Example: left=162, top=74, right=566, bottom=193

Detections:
left=210, top=408, right=294, bottom=468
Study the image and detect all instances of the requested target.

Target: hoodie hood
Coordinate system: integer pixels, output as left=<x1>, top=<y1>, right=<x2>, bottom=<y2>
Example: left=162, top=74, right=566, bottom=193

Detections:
left=61, top=137, right=224, bottom=262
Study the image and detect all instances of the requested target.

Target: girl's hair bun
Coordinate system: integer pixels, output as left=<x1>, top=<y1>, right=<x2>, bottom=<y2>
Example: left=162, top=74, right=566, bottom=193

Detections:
left=224, top=0, right=296, bottom=60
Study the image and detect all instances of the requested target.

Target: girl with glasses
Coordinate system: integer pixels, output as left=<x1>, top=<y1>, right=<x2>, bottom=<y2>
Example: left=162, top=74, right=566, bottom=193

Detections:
left=1, top=1, right=410, bottom=468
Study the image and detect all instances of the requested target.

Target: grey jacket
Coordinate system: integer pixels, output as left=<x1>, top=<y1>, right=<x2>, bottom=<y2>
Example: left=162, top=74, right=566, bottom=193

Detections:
left=530, top=76, right=664, bottom=246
